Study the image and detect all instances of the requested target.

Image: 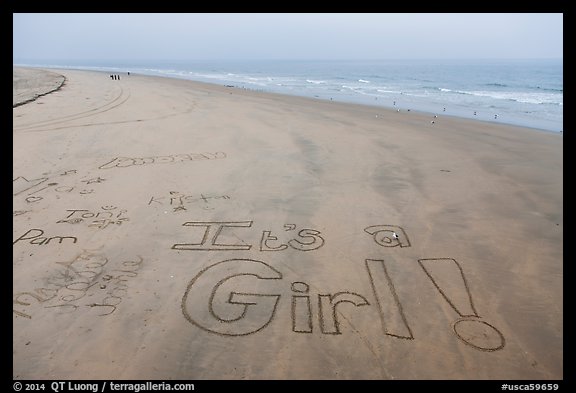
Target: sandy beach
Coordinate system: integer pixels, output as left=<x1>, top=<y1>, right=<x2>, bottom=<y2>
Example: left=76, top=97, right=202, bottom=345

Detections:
left=13, top=67, right=65, bottom=108
left=13, top=67, right=563, bottom=380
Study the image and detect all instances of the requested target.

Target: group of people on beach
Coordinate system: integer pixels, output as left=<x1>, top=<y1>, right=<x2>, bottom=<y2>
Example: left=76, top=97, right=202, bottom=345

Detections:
left=110, top=72, right=129, bottom=81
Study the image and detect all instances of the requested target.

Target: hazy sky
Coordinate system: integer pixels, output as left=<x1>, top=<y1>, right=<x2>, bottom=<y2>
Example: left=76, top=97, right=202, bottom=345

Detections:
left=13, top=13, right=563, bottom=62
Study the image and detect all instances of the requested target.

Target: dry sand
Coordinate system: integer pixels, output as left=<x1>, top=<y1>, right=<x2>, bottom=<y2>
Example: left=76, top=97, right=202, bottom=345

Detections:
left=13, top=67, right=562, bottom=380
left=13, top=67, right=65, bottom=108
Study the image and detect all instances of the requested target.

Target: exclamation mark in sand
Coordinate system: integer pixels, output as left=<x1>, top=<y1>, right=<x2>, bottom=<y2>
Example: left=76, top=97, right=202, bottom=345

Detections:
left=418, top=258, right=505, bottom=351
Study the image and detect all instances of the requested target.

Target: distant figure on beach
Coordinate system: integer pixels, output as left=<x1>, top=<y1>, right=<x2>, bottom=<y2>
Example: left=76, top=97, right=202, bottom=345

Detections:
left=474, top=111, right=477, bottom=116
left=393, top=101, right=396, bottom=106
left=494, top=114, right=498, bottom=119
left=443, top=107, right=446, bottom=112
left=127, top=72, right=130, bottom=76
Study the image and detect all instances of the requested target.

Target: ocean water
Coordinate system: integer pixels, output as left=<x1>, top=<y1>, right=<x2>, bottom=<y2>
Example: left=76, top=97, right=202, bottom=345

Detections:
left=14, top=59, right=563, bottom=132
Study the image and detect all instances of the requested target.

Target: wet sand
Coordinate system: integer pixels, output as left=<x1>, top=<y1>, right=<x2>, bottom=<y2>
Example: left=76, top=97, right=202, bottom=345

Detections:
left=13, top=67, right=562, bottom=380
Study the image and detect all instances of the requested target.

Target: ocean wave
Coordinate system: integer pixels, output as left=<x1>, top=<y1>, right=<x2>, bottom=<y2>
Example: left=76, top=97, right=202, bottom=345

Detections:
left=483, top=82, right=563, bottom=94
left=377, top=89, right=403, bottom=94
left=358, top=79, right=371, bottom=83
left=531, top=86, right=563, bottom=93
left=247, top=76, right=273, bottom=82
left=449, top=89, right=563, bottom=105
left=306, top=79, right=326, bottom=84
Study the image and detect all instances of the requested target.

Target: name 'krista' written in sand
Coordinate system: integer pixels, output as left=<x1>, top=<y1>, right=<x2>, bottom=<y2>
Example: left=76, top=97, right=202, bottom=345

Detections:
left=148, top=191, right=231, bottom=212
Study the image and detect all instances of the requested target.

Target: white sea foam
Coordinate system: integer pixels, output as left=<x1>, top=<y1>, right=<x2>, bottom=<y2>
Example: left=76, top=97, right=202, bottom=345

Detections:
left=453, top=90, right=562, bottom=105
left=377, top=89, right=403, bottom=94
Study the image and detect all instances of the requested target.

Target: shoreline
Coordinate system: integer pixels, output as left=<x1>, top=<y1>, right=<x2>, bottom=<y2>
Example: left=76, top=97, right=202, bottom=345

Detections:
left=13, top=65, right=562, bottom=134
left=13, top=67, right=562, bottom=379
